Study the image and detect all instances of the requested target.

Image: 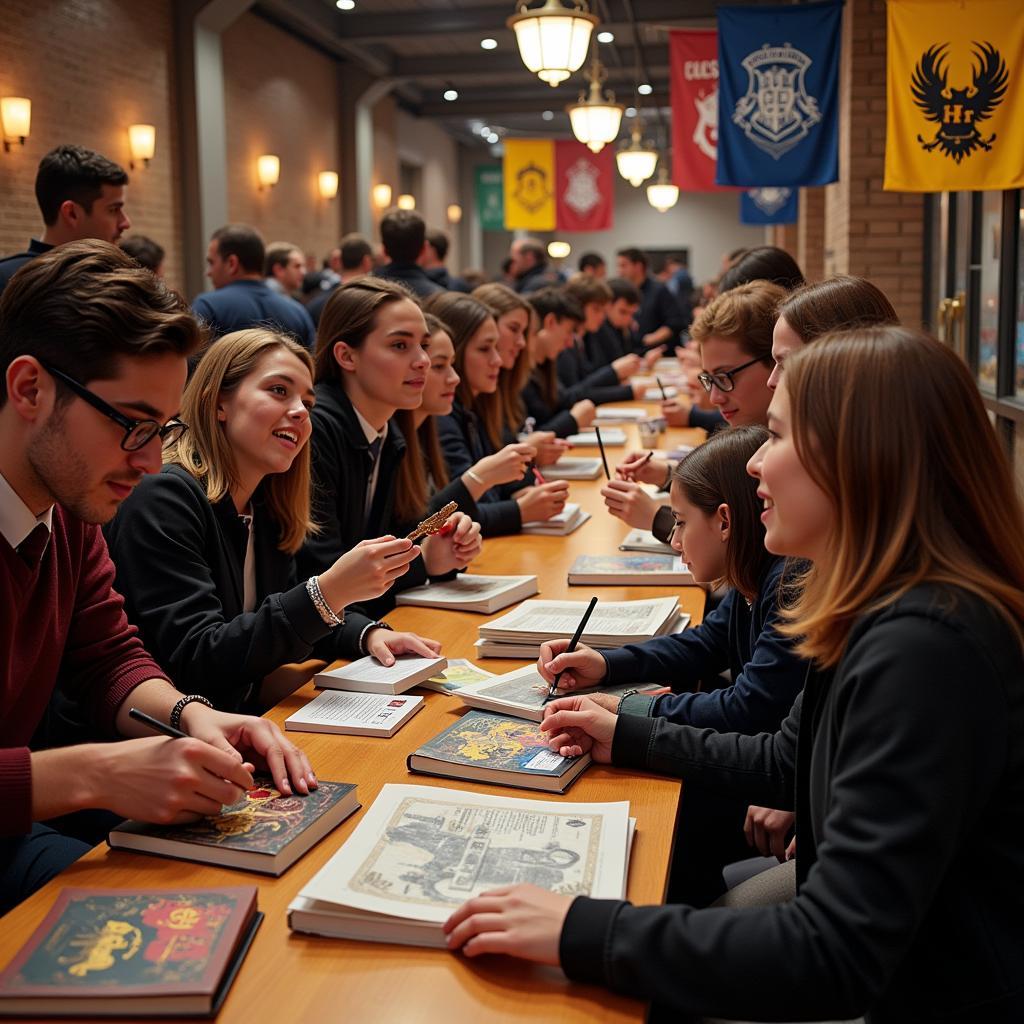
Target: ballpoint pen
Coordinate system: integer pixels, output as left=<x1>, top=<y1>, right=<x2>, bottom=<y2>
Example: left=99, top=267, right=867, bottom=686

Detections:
left=594, top=425, right=611, bottom=481
left=543, top=596, right=599, bottom=703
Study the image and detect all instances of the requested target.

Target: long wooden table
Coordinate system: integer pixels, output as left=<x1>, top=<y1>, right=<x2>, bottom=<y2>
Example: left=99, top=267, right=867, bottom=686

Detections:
left=0, top=419, right=705, bottom=1023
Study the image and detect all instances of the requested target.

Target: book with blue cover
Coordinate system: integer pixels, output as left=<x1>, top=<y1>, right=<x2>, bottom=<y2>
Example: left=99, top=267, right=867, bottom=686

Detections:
left=407, top=710, right=590, bottom=793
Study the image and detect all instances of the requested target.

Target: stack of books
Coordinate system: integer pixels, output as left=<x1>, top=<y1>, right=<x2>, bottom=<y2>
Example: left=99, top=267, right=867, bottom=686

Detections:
left=314, top=654, right=447, bottom=695
left=541, top=456, right=603, bottom=480
left=395, top=574, right=538, bottom=614
left=521, top=502, right=590, bottom=535
left=618, top=528, right=677, bottom=555
left=475, top=596, right=686, bottom=658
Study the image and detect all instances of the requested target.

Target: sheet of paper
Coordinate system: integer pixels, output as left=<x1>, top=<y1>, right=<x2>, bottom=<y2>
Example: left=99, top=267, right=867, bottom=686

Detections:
left=330, top=655, right=443, bottom=684
left=290, top=691, right=419, bottom=727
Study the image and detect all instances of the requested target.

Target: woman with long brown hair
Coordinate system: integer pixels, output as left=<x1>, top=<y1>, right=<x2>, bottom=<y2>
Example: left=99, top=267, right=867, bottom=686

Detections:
left=446, top=325, right=1024, bottom=1023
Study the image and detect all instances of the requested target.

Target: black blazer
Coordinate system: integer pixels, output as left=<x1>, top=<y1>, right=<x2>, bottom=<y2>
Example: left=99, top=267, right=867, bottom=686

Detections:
left=556, top=342, right=633, bottom=406
left=521, top=374, right=580, bottom=438
left=102, top=465, right=373, bottom=712
left=561, top=584, right=1024, bottom=1022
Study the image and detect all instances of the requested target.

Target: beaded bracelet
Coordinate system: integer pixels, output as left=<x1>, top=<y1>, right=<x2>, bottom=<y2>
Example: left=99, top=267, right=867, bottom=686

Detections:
left=169, top=694, right=214, bottom=731
left=306, top=575, right=344, bottom=627
left=359, top=619, right=393, bottom=654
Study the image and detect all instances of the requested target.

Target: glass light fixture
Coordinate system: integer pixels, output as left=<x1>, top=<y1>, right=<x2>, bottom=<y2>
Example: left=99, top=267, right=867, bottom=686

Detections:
left=508, top=0, right=598, bottom=87
left=566, top=55, right=623, bottom=153
left=547, top=240, right=571, bottom=259
left=447, top=204, right=463, bottom=224
left=257, top=154, right=280, bottom=190
left=480, top=37, right=498, bottom=50
left=646, top=165, right=679, bottom=213
left=615, top=121, right=657, bottom=187
left=637, top=82, right=653, bottom=96
left=397, top=193, right=416, bottom=210
left=597, top=30, right=614, bottom=43
left=336, top=0, right=355, bottom=9
left=443, top=88, right=459, bottom=101
left=372, top=183, right=393, bottom=207
left=128, top=124, right=156, bottom=169
left=318, top=171, right=339, bottom=199
left=1, top=96, right=31, bottom=152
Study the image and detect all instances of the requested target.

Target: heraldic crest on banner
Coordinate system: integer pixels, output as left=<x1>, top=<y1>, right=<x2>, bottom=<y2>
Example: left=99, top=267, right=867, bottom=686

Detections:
left=693, top=88, right=718, bottom=161
left=748, top=187, right=792, bottom=215
left=732, top=42, right=822, bottom=159
left=563, top=158, right=601, bottom=216
left=513, top=162, right=551, bottom=214
left=911, top=41, right=1008, bottom=164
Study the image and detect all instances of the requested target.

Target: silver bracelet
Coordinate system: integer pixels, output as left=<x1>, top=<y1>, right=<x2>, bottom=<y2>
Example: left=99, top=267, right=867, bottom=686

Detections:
left=465, top=469, right=485, bottom=487
left=306, top=576, right=344, bottom=627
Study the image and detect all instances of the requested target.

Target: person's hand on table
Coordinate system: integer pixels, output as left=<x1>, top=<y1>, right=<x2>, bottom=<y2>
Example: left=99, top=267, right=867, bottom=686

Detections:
left=521, top=431, right=571, bottom=466
left=515, top=481, right=570, bottom=522
left=444, top=884, right=572, bottom=965
left=364, top=629, right=442, bottom=668
left=540, top=695, right=617, bottom=761
left=617, top=451, right=672, bottom=487
left=570, top=399, right=596, bottom=428
left=601, top=479, right=659, bottom=529
left=537, top=639, right=607, bottom=691
left=642, top=345, right=666, bottom=370
left=744, top=806, right=796, bottom=862
left=660, top=396, right=692, bottom=427
left=612, top=352, right=642, bottom=381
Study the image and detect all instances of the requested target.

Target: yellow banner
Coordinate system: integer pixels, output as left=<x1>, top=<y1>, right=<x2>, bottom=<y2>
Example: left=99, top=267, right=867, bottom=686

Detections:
left=885, top=0, right=1024, bottom=191
left=503, top=139, right=556, bottom=230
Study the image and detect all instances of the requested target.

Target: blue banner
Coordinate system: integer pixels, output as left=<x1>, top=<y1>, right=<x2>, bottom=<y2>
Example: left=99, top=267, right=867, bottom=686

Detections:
left=716, top=0, right=842, bottom=186
left=741, top=187, right=799, bottom=224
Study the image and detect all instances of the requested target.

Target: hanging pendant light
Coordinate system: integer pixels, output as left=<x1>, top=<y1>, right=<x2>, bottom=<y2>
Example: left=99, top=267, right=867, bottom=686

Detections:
left=646, top=164, right=679, bottom=213
left=616, top=120, right=657, bottom=186
left=566, top=55, right=623, bottom=153
left=508, top=0, right=598, bottom=88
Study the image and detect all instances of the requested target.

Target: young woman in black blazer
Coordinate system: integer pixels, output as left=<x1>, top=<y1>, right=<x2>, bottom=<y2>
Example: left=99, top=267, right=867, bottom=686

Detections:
left=104, top=329, right=432, bottom=713
left=446, top=326, right=1024, bottom=1023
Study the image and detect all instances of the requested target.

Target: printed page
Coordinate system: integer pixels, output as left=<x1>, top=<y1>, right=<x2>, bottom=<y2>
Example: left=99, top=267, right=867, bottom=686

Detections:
left=290, top=691, right=419, bottom=727
left=326, top=654, right=444, bottom=684
left=415, top=576, right=529, bottom=600
left=484, top=597, right=679, bottom=638
left=300, top=784, right=629, bottom=923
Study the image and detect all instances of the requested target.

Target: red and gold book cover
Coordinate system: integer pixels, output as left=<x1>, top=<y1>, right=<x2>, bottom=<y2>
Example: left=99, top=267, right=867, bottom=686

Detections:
left=0, top=887, right=256, bottom=998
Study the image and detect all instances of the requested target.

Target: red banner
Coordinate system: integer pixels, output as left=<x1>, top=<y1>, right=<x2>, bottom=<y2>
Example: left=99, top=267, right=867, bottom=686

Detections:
left=555, top=140, right=614, bottom=232
left=670, top=29, right=728, bottom=192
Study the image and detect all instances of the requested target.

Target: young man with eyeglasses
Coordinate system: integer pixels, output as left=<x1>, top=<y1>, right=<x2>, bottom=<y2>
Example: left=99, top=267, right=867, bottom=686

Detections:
left=0, top=241, right=317, bottom=916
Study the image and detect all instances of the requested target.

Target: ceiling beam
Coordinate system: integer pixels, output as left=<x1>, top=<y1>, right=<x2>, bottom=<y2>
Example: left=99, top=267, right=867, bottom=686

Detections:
left=393, top=45, right=667, bottom=80
left=417, top=89, right=669, bottom=118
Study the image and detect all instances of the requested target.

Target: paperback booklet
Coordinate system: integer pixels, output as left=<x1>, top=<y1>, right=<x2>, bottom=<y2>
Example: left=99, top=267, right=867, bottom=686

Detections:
left=315, top=654, right=448, bottom=694
left=288, top=784, right=630, bottom=947
left=108, top=779, right=359, bottom=876
left=407, top=709, right=590, bottom=792
left=418, top=657, right=496, bottom=695
left=456, top=665, right=659, bottom=723
left=285, top=691, right=423, bottom=738
left=595, top=406, right=649, bottom=421
left=0, top=887, right=261, bottom=1018
left=568, top=553, right=696, bottom=586
left=542, top=456, right=603, bottom=480
left=521, top=502, right=591, bottom=536
left=618, top=528, right=677, bottom=555
left=394, top=573, right=538, bottom=614
left=566, top=427, right=626, bottom=446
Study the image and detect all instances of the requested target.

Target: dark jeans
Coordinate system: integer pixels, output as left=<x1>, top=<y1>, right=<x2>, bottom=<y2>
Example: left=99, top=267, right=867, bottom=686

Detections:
left=0, top=824, right=90, bottom=918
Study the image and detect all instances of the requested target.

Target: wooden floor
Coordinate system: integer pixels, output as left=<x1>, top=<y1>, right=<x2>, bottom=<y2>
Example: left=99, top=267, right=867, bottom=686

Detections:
left=0, top=418, right=706, bottom=1023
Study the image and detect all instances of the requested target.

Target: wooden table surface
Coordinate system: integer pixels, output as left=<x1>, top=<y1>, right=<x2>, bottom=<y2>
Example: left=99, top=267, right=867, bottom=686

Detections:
left=0, top=418, right=705, bottom=1023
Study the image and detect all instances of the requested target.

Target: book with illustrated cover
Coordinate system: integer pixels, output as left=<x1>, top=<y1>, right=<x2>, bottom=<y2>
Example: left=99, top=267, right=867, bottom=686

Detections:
left=521, top=502, right=590, bottom=535
left=542, top=456, right=603, bottom=480
left=108, top=779, right=359, bottom=876
left=407, top=709, right=590, bottom=793
left=394, top=573, right=538, bottom=614
left=418, top=657, right=496, bottom=695
left=0, top=887, right=261, bottom=1017
left=288, top=784, right=631, bottom=947
left=285, top=691, right=423, bottom=737
left=618, top=528, right=677, bottom=555
left=315, top=654, right=448, bottom=694
left=568, top=553, right=696, bottom=586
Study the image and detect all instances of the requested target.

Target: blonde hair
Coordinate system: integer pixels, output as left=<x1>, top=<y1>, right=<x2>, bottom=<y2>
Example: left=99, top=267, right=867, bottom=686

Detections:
left=165, top=329, right=316, bottom=553
left=780, top=325, right=1024, bottom=666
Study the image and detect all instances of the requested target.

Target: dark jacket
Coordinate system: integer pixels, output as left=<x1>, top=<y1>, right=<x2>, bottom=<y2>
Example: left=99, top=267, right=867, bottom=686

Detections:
left=437, top=401, right=523, bottom=537
left=192, top=280, right=315, bottom=349
left=556, top=342, right=633, bottom=406
left=637, top=275, right=685, bottom=344
left=102, top=465, right=373, bottom=713
left=521, top=374, right=580, bottom=438
left=373, top=262, right=442, bottom=299
left=514, top=262, right=564, bottom=295
left=607, top=556, right=803, bottom=734
left=586, top=323, right=632, bottom=366
left=0, top=239, right=53, bottom=294
left=424, top=266, right=470, bottom=293
left=561, top=585, right=1024, bottom=1023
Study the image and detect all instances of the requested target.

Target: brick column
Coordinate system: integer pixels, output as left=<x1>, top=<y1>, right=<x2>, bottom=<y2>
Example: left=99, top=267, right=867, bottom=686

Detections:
left=824, top=0, right=924, bottom=325
left=798, top=187, right=826, bottom=282
left=766, top=223, right=799, bottom=259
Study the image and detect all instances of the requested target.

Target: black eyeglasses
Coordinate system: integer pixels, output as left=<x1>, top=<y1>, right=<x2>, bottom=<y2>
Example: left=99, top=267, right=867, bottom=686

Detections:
left=697, top=356, right=766, bottom=394
left=41, top=362, right=188, bottom=452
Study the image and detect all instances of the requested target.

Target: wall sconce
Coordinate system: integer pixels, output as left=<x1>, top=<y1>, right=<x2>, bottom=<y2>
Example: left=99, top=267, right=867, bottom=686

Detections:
left=257, top=154, right=280, bottom=190
left=372, top=183, right=392, bottom=207
left=397, top=193, right=416, bottom=210
left=128, top=124, right=156, bottom=169
left=1, top=97, right=31, bottom=152
left=318, top=170, right=339, bottom=200
left=447, top=203, right=463, bottom=224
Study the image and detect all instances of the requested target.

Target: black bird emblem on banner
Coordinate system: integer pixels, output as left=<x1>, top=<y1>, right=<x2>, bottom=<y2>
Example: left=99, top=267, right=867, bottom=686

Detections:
left=911, top=41, right=1008, bottom=162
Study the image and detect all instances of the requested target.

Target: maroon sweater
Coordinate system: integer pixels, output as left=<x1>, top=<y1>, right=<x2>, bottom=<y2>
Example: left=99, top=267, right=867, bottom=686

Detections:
left=1, top=505, right=168, bottom=836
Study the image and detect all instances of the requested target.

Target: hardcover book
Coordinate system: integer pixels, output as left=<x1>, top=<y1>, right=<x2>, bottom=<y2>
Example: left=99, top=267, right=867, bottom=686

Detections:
left=618, top=528, right=677, bottom=555
left=567, top=553, right=696, bottom=586
left=108, top=779, right=359, bottom=876
left=315, top=654, right=448, bottom=694
left=394, top=574, right=538, bottom=614
left=542, top=456, right=603, bottom=480
left=285, top=691, right=423, bottom=737
left=407, top=709, right=590, bottom=792
left=521, top=502, right=591, bottom=535
left=0, top=887, right=261, bottom=1017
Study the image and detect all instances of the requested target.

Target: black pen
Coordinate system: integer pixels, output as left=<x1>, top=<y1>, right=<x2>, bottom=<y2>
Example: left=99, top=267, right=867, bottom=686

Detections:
left=656, top=375, right=668, bottom=401
left=129, top=706, right=188, bottom=739
left=544, top=596, right=599, bottom=703
left=594, top=424, right=611, bottom=481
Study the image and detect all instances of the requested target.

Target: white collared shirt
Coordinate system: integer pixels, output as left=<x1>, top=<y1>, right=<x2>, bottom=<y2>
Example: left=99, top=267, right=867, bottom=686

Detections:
left=352, top=407, right=388, bottom=521
left=0, top=469, right=53, bottom=552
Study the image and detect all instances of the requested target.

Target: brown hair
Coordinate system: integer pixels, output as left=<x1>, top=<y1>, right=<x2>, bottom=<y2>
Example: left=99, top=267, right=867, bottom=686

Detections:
left=472, top=283, right=532, bottom=434
left=778, top=275, right=898, bottom=342
left=672, top=426, right=772, bottom=599
left=392, top=314, right=452, bottom=524
left=165, top=329, right=316, bottom=553
left=0, top=240, right=203, bottom=406
left=565, top=272, right=613, bottom=307
left=691, top=280, right=787, bottom=363
left=314, top=277, right=417, bottom=385
left=780, top=325, right=1024, bottom=666
left=424, top=291, right=502, bottom=448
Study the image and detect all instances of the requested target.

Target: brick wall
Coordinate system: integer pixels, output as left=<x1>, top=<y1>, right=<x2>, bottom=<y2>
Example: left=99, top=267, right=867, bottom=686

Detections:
left=798, top=188, right=826, bottom=283
left=0, top=0, right=184, bottom=291
left=220, top=12, right=343, bottom=280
